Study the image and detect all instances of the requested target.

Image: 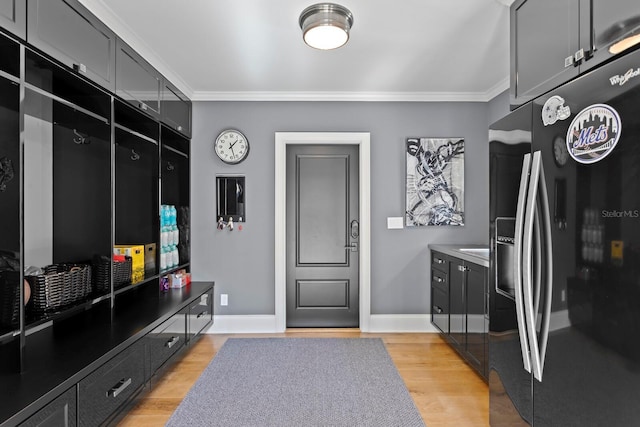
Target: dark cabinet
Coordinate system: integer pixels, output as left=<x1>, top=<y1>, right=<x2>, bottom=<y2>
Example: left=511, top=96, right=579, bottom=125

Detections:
left=116, top=39, right=162, bottom=119
left=510, top=0, right=580, bottom=107
left=0, top=0, right=26, bottom=40
left=161, top=127, right=191, bottom=266
left=146, top=311, right=186, bottom=377
left=463, top=262, right=488, bottom=377
left=78, top=340, right=145, bottom=427
left=161, top=79, right=191, bottom=138
left=430, top=250, right=488, bottom=380
left=431, top=257, right=449, bottom=334
left=21, top=386, right=76, bottom=427
left=0, top=34, right=20, bottom=341
left=187, top=288, right=213, bottom=341
left=511, top=0, right=640, bottom=107
left=27, top=0, right=116, bottom=91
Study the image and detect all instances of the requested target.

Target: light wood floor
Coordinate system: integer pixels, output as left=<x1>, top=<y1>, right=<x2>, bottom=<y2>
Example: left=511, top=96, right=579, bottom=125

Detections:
left=119, top=330, right=488, bottom=426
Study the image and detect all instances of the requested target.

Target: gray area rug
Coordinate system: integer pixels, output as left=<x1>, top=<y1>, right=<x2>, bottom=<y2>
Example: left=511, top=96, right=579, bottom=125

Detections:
left=166, top=338, right=426, bottom=426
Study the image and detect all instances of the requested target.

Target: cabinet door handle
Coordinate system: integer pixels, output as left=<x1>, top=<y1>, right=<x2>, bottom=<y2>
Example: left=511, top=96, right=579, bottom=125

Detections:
left=435, top=276, right=444, bottom=283
left=433, top=305, right=443, bottom=314
left=564, top=55, right=574, bottom=68
left=197, top=311, right=208, bottom=319
left=107, top=377, right=132, bottom=398
left=434, top=258, right=444, bottom=264
left=574, top=48, right=585, bottom=63
left=177, top=125, right=183, bottom=132
left=73, top=63, right=87, bottom=74
left=166, top=336, right=180, bottom=348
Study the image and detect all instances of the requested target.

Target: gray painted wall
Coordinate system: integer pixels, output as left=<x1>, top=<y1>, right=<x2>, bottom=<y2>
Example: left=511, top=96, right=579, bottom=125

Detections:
left=191, top=101, right=491, bottom=316
left=488, top=89, right=510, bottom=124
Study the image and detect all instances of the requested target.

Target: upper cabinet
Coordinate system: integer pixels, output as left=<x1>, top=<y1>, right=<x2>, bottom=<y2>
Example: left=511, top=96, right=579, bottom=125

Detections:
left=510, top=0, right=580, bottom=107
left=511, top=0, right=640, bottom=107
left=27, top=0, right=116, bottom=91
left=162, top=79, right=191, bottom=138
left=0, top=0, right=26, bottom=40
left=116, top=38, right=162, bottom=119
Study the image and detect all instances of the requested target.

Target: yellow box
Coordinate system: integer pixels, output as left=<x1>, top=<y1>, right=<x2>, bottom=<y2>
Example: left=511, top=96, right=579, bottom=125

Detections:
left=114, top=245, right=145, bottom=283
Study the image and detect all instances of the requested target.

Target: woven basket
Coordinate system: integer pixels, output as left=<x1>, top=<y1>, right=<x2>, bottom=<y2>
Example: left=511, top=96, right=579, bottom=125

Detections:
left=27, top=264, right=92, bottom=315
left=0, top=270, right=20, bottom=328
left=93, top=256, right=132, bottom=292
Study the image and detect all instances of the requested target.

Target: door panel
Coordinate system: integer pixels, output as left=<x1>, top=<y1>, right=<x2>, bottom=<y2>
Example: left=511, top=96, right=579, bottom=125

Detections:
left=297, top=155, right=348, bottom=265
left=286, top=144, right=359, bottom=327
left=297, top=280, right=349, bottom=308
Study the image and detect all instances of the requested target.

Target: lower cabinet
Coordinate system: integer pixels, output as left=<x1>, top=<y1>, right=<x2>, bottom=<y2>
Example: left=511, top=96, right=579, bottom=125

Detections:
left=431, top=250, right=488, bottom=380
left=9, top=283, right=214, bottom=427
left=78, top=340, right=145, bottom=426
left=146, top=312, right=186, bottom=378
left=187, top=288, right=213, bottom=341
left=21, top=387, right=76, bottom=427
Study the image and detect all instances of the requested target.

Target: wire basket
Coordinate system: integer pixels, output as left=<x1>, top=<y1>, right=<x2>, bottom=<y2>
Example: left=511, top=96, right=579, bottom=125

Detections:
left=0, top=270, right=20, bottom=328
left=93, top=256, right=132, bottom=292
left=26, top=264, right=92, bottom=315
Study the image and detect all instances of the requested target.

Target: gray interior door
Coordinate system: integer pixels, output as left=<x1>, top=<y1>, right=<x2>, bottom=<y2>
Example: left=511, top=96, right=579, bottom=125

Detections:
left=286, top=144, right=359, bottom=327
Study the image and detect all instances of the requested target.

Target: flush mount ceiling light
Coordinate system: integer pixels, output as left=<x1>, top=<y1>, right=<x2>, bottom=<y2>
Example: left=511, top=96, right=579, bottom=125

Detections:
left=299, top=3, right=354, bottom=50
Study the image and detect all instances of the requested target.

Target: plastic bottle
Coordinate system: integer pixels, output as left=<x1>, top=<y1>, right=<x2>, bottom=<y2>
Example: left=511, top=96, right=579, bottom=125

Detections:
left=172, top=224, right=179, bottom=247
left=172, top=245, right=179, bottom=267
left=160, top=206, right=168, bottom=247
left=160, top=246, right=167, bottom=271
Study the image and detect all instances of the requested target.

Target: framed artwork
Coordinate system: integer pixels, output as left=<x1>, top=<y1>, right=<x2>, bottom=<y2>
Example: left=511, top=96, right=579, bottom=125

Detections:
left=405, top=137, right=465, bottom=226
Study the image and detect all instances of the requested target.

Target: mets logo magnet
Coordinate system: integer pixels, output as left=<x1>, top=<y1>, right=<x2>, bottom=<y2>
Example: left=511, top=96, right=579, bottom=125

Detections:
left=566, top=104, right=622, bottom=164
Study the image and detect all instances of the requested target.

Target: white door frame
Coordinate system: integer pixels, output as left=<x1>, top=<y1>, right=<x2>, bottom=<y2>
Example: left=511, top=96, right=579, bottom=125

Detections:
left=275, top=132, right=371, bottom=332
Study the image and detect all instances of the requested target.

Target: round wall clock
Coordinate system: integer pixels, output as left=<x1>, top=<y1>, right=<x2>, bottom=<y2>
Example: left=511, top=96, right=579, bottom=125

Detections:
left=553, top=136, right=569, bottom=167
left=214, top=129, right=250, bottom=164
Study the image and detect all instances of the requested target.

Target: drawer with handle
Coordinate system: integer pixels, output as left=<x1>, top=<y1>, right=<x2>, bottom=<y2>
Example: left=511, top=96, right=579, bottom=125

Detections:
left=146, top=312, right=186, bottom=376
left=78, top=340, right=144, bottom=426
left=187, top=289, right=213, bottom=340
left=431, top=269, right=448, bottom=292
left=431, top=252, right=449, bottom=273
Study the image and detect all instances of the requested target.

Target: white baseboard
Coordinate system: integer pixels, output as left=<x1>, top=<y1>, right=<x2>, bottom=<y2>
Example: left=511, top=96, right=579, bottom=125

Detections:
left=204, top=314, right=439, bottom=334
left=368, top=314, right=438, bottom=333
left=205, top=315, right=280, bottom=334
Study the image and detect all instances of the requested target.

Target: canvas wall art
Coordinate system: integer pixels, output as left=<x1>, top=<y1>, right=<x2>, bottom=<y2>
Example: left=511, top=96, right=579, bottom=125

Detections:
left=405, top=137, right=465, bottom=226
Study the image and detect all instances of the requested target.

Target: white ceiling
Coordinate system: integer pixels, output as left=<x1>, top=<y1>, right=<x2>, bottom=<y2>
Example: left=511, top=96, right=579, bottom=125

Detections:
left=80, top=0, right=512, bottom=102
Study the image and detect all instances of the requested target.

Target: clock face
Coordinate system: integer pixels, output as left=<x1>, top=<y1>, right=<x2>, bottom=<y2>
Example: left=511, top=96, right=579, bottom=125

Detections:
left=553, top=136, right=569, bottom=167
left=214, top=130, right=249, bottom=164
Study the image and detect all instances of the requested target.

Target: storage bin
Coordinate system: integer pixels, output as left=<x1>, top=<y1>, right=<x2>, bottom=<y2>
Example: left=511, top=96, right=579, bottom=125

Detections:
left=26, top=264, right=92, bottom=314
left=93, top=255, right=132, bottom=292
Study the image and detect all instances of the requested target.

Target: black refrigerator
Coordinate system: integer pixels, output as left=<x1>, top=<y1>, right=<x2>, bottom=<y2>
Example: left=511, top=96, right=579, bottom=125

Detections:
left=489, top=47, right=640, bottom=426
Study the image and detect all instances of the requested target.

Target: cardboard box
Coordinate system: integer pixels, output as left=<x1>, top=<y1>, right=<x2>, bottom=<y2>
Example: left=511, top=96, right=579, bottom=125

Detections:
left=114, top=245, right=145, bottom=283
left=144, top=243, right=156, bottom=272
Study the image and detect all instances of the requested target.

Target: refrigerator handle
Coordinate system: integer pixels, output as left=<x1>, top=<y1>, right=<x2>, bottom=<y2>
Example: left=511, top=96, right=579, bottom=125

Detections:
left=533, top=202, right=542, bottom=317
left=514, top=153, right=532, bottom=374
left=537, top=153, right=553, bottom=380
left=523, top=151, right=543, bottom=382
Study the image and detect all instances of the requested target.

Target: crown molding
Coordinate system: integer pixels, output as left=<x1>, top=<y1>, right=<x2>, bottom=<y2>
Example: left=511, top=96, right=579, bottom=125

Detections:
left=191, top=81, right=511, bottom=103
left=77, top=0, right=195, bottom=98
left=494, top=0, right=516, bottom=7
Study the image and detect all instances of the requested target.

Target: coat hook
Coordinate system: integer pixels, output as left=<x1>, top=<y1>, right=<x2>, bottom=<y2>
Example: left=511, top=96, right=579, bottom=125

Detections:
left=167, top=161, right=175, bottom=171
left=131, top=149, right=140, bottom=161
left=73, top=129, right=90, bottom=145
